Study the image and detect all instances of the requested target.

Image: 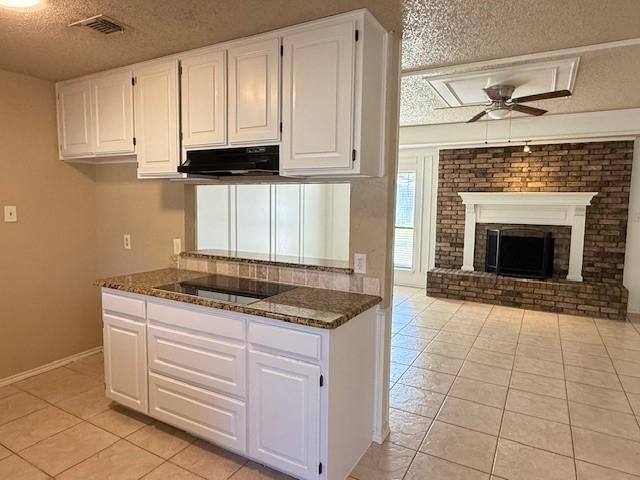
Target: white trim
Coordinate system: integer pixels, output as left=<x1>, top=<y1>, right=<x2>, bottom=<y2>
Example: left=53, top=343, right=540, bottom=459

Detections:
left=402, top=37, right=640, bottom=77
left=399, top=108, right=640, bottom=148
left=372, top=306, right=390, bottom=444
left=0, top=346, right=103, bottom=387
left=458, top=192, right=597, bottom=282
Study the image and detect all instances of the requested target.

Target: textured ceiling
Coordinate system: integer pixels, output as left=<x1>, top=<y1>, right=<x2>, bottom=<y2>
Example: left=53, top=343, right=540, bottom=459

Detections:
left=0, top=0, right=401, bottom=81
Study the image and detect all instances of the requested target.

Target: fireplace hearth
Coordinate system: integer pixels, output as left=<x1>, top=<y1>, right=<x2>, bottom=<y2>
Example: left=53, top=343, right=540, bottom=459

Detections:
left=485, top=228, right=554, bottom=279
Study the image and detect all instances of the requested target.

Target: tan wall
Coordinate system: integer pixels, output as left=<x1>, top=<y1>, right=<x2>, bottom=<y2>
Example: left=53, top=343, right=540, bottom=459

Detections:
left=95, top=164, right=185, bottom=278
left=0, top=69, right=100, bottom=379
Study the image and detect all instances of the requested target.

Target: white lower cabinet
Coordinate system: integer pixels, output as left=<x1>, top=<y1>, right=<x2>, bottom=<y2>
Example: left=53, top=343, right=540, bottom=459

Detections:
left=248, top=350, right=321, bottom=480
left=103, top=313, right=148, bottom=413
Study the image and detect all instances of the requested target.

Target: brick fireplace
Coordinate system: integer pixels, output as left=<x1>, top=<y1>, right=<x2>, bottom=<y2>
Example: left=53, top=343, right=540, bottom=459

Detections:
left=427, top=141, right=634, bottom=319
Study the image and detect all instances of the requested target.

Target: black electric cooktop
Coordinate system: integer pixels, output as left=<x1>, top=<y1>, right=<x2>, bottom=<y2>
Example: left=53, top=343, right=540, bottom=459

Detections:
left=155, top=274, right=296, bottom=305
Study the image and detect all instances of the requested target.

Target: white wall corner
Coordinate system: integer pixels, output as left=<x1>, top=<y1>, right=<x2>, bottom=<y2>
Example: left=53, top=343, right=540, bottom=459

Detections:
left=624, top=137, right=640, bottom=313
left=372, top=306, right=390, bottom=444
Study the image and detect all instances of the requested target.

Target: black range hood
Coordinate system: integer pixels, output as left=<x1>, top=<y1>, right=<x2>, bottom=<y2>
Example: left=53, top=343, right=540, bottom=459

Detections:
left=178, top=145, right=279, bottom=177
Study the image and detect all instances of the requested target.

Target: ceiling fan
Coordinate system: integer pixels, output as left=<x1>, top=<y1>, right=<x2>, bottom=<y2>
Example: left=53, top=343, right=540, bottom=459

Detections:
left=466, top=85, right=572, bottom=123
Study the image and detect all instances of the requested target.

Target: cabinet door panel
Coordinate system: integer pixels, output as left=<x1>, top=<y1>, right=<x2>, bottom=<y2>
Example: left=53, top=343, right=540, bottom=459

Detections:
left=181, top=50, right=226, bottom=148
left=248, top=351, right=320, bottom=479
left=134, top=60, right=180, bottom=176
left=228, top=38, right=280, bottom=144
left=281, top=22, right=355, bottom=172
left=103, top=313, right=148, bottom=413
left=57, top=80, right=94, bottom=157
left=93, top=71, right=135, bottom=154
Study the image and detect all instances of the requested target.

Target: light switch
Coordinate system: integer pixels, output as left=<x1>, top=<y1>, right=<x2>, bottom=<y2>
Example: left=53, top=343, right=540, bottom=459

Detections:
left=354, top=253, right=367, bottom=274
left=173, top=238, right=182, bottom=255
left=123, top=234, right=131, bottom=250
left=4, top=206, right=17, bottom=223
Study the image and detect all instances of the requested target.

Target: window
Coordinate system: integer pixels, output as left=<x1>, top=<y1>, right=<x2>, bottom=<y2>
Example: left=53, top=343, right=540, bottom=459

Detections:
left=196, top=183, right=350, bottom=263
left=394, top=171, right=417, bottom=270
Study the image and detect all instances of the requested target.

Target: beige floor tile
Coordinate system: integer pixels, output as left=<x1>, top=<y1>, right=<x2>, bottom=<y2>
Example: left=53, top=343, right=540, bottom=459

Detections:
left=500, top=411, right=573, bottom=456
left=516, top=343, right=563, bottom=363
left=413, top=352, right=464, bottom=375
left=229, top=461, right=295, bottom=479
left=466, top=348, right=514, bottom=370
left=0, top=391, right=48, bottom=426
left=389, top=383, right=445, bottom=417
left=473, top=337, right=517, bottom=355
left=405, top=452, right=489, bottom=480
left=66, top=353, right=105, bottom=379
left=0, top=444, right=10, bottom=460
left=563, top=351, right=615, bottom=373
left=347, top=440, right=415, bottom=480
left=493, top=438, right=575, bottom=480
left=435, top=331, right=477, bottom=346
left=420, top=421, right=497, bottom=473
left=427, top=299, right=463, bottom=313
left=143, top=462, right=204, bottom=479
left=620, top=375, right=640, bottom=394
left=0, top=405, right=81, bottom=451
left=15, top=368, right=102, bottom=404
left=565, top=365, right=622, bottom=390
left=437, top=397, right=503, bottom=435
left=573, top=427, right=640, bottom=476
left=506, top=389, right=569, bottom=424
left=387, top=408, right=431, bottom=450
left=575, top=460, right=640, bottom=479
left=20, top=422, right=118, bottom=476
left=628, top=394, right=640, bottom=416
left=56, top=386, right=112, bottom=419
left=171, top=440, right=247, bottom=480
left=568, top=402, right=640, bottom=441
left=566, top=381, right=632, bottom=413
left=448, top=377, right=508, bottom=408
left=391, top=334, right=431, bottom=351
left=398, top=367, right=455, bottom=394
left=57, top=440, right=163, bottom=480
left=561, top=340, right=609, bottom=358
left=612, top=358, right=640, bottom=377
left=0, top=455, right=49, bottom=480
left=411, top=317, right=450, bottom=330
left=441, top=323, right=482, bottom=336
left=390, top=362, right=409, bottom=383
left=390, top=347, right=421, bottom=366
left=509, top=371, right=567, bottom=399
left=425, top=341, right=471, bottom=360
left=459, top=361, right=511, bottom=387
left=607, top=347, right=640, bottom=363
left=0, top=385, right=19, bottom=400
left=89, top=404, right=153, bottom=437
left=514, top=355, right=565, bottom=380
left=127, top=423, right=194, bottom=459
left=397, top=324, right=439, bottom=340
left=518, top=334, right=561, bottom=350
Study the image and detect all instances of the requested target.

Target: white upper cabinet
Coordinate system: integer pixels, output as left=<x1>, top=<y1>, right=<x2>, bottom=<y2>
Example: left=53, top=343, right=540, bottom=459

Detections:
left=281, top=12, right=388, bottom=177
left=134, top=60, right=181, bottom=177
left=92, top=70, right=135, bottom=155
left=181, top=49, right=227, bottom=149
left=228, top=38, right=280, bottom=144
left=57, top=80, right=94, bottom=158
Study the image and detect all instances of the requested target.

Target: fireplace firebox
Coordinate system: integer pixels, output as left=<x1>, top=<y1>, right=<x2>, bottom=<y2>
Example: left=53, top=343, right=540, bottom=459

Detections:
left=485, top=228, right=554, bottom=279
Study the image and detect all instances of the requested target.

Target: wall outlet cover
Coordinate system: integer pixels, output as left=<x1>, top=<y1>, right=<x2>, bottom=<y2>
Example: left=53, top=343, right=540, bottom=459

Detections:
left=123, top=234, right=131, bottom=250
left=173, top=238, right=182, bottom=255
left=354, top=253, right=367, bottom=274
left=4, top=206, right=17, bottom=223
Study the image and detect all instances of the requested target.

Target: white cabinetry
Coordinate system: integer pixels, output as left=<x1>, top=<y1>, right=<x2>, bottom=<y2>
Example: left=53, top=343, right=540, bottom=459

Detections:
left=134, top=60, right=181, bottom=177
left=57, top=80, right=94, bottom=158
left=92, top=71, right=135, bottom=155
left=181, top=49, right=227, bottom=149
left=228, top=38, right=280, bottom=144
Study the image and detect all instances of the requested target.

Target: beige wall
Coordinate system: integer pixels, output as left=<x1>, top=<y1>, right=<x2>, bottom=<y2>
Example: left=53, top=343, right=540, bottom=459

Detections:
left=0, top=69, right=100, bottom=379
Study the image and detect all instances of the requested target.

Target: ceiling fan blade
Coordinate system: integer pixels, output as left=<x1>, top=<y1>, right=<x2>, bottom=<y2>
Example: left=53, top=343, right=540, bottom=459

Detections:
left=511, top=89, right=572, bottom=103
left=511, top=104, right=547, bottom=116
left=467, top=110, right=488, bottom=123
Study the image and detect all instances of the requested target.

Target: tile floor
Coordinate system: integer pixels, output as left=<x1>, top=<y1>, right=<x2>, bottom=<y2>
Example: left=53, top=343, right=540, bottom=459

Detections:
left=1, top=287, right=639, bottom=479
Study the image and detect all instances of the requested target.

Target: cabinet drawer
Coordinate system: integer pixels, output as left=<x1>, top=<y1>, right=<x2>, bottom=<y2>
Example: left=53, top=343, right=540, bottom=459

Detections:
left=149, top=372, right=246, bottom=453
left=102, top=292, right=146, bottom=320
left=147, top=301, right=245, bottom=340
left=148, top=324, right=246, bottom=397
left=249, top=322, right=322, bottom=361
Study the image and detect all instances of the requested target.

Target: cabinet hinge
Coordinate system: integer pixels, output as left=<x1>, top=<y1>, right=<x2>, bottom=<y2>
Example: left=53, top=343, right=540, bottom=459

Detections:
left=319, top=374, right=324, bottom=387
left=133, top=137, right=137, bottom=146
left=179, top=64, right=183, bottom=75
left=352, top=149, right=356, bottom=162
left=355, top=29, right=359, bottom=42
left=319, top=462, right=323, bottom=474
left=180, top=131, right=184, bottom=141
left=280, top=45, right=284, bottom=56
left=279, top=122, right=283, bottom=133
left=131, top=77, right=136, bottom=86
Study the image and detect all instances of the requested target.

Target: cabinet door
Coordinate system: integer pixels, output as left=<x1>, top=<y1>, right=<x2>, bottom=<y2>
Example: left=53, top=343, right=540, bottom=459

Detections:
left=248, top=350, right=320, bottom=480
left=103, top=313, right=148, bottom=413
left=181, top=50, right=227, bottom=148
left=228, top=38, right=280, bottom=144
left=57, top=80, right=94, bottom=158
left=281, top=21, right=355, bottom=173
left=92, top=70, right=135, bottom=155
left=134, top=60, right=180, bottom=176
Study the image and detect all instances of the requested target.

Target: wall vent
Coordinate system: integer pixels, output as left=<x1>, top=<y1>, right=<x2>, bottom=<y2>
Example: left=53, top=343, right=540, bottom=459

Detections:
left=68, top=15, right=125, bottom=35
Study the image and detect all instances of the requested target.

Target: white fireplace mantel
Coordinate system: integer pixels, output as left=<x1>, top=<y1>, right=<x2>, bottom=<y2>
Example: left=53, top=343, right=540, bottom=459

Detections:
left=458, top=192, right=598, bottom=282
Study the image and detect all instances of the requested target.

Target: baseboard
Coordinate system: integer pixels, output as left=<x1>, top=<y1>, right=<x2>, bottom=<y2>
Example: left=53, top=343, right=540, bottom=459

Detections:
left=372, top=424, right=391, bottom=444
left=0, top=346, right=103, bottom=387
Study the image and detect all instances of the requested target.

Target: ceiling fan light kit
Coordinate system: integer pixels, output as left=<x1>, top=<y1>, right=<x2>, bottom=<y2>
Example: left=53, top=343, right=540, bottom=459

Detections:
left=465, top=85, right=572, bottom=123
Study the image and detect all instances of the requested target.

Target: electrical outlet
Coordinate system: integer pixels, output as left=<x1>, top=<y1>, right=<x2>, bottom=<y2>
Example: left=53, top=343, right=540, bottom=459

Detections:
left=3, top=206, right=17, bottom=223
left=354, top=253, right=367, bottom=274
left=173, top=238, right=182, bottom=255
left=123, top=234, right=131, bottom=250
